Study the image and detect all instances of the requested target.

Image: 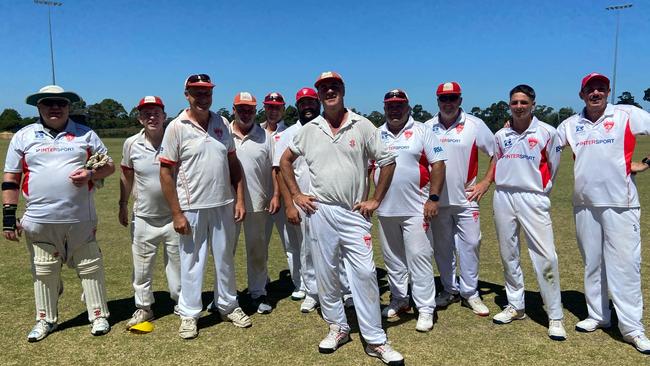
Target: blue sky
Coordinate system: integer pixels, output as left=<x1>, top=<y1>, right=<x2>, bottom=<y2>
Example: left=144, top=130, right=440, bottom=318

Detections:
left=2, top=0, right=649, bottom=118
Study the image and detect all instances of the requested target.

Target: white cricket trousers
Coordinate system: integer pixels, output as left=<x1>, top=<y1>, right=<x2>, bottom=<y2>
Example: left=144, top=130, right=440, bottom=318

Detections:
left=309, top=203, right=386, bottom=344
left=298, top=210, right=318, bottom=296
left=22, top=219, right=110, bottom=323
left=271, top=208, right=305, bottom=291
left=378, top=215, right=436, bottom=314
left=431, top=206, right=482, bottom=299
left=131, top=215, right=181, bottom=309
left=575, top=206, right=644, bottom=338
left=178, top=204, right=238, bottom=318
left=234, top=211, right=273, bottom=298
left=493, top=189, right=563, bottom=320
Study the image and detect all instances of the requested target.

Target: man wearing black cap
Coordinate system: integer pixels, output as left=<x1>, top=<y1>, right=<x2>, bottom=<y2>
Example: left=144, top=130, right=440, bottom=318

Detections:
left=3, top=85, right=115, bottom=341
left=119, top=96, right=181, bottom=329
left=557, top=72, right=650, bottom=354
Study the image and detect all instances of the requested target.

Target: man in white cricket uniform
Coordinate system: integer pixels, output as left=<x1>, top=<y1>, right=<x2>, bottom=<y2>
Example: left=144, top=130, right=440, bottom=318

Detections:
left=273, top=87, right=321, bottom=313
left=159, top=74, right=250, bottom=339
left=261, top=92, right=306, bottom=300
left=230, top=92, right=277, bottom=314
left=424, top=81, right=495, bottom=316
left=280, top=71, right=404, bottom=365
left=491, top=84, right=566, bottom=341
left=374, top=89, right=446, bottom=333
left=556, top=72, right=650, bottom=354
left=119, top=96, right=181, bottom=328
left=3, top=85, right=115, bottom=341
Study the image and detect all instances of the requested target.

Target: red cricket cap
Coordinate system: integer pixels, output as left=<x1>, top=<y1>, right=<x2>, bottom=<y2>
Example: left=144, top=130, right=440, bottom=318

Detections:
left=581, top=72, right=610, bottom=89
left=184, top=73, right=215, bottom=88
left=436, top=81, right=462, bottom=96
left=137, top=96, right=165, bottom=110
left=384, top=89, right=409, bottom=103
left=263, top=92, right=285, bottom=105
left=295, top=87, right=318, bottom=103
left=314, top=71, right=344, bottom=88
left=233, top=92, right=257, bottom=106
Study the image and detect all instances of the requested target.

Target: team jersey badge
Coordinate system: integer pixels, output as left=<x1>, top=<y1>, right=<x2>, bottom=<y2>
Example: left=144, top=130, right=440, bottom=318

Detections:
left=404, top=130, right=413, bottom=139
left=604, top=120, right=614, bottom=132
left=363, top=234, right=372, bottom=249
left=504, top=139, right=513, bottom=148
left=455, top=124, right=464, bottom=133
left=349, top=139, right=356, bottom=148
left=64, top=133, right=75, bottom=141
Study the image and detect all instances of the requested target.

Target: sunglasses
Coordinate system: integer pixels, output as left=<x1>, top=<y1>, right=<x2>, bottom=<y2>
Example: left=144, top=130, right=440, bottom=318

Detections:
left=40, top=99, right=69, bottom=108
left=187, top=74, right=211, bottom=83
left=384, top=90, right=408, bottom=101
left=438, top=94, right=460, bottom=103
left=265, top=95, right=284, bottom=103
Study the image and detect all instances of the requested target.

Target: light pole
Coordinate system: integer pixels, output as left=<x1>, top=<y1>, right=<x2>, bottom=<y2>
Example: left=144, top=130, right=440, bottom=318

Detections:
left=34, top=0, right=63, bottom=85
left=605, top=3, right=633, bottom=104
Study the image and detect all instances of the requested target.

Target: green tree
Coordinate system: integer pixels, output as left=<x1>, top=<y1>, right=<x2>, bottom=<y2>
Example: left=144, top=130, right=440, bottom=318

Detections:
left=411, top=104, right=433, bottom=122
left=644, top=88, right=650, bottom=103
left=217, top=107, right=232, bottom=122
left=284, top=105, right=298, bottom=125
left=365, top=111, right=385, bottom=127
left=616, top=91, right=642, bottom=108
left=533, top=105, right=554, bottom=122
left=69, top=100, right=88, bottom=124
left=470, top=101, right=510, bottom=132
left=255, top=109, right=266, bottom=124
left=87, top=99, right=128, bottom=129
left=0, top=108, right=22, bottom=131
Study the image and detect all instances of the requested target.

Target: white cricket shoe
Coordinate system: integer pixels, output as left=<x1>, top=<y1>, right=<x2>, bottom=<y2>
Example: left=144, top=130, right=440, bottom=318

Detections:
left=575, top=318, right=610, bottom=333
left=173, top=304, right=180, bottom=316
left=253, top=296, right=273, bottom=314
left=27, top=320, right=57, bottom=342
left=415, top=312, right=434, bottom=332
left=291, top=290, right=306, bottom=301
left=435, top=290, right=460, bottom=307
left=464, top=296, right=490, bottom=316
left=365, top=342, right=405, bottom=365
left=548, top=319, right=567, bottom=341
left=300, top=295, right=319, bottom=313
left=91, top=317, right=111, bottom=336
left=126, top=308, right=154, bottom=329
left=381, top=298, right=411, bottom=319
left=178, top=316, right=198, bottom=339
left=206, top=300, right=218, bottom=313
left=224, top=307, right=252, bottom=328
left=492, top=305, right=526, bottom=324
left=318, top=324, right=350, bottom=354
left=625, top=334, right=650, bottom=355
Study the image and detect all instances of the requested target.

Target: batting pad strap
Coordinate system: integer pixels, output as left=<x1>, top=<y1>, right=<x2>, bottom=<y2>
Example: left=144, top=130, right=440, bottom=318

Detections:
left=1, top=181, right=19, bottom=190
left=3, top=204, right=17, bottom=231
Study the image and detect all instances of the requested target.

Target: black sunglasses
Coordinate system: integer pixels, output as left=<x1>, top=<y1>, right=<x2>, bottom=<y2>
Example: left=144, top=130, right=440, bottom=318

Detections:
left=187, top=74, right=211, bottom=83
left=438, top=94, right=460, bottom=103
left=40, top=99, right=69, bottom=107
left=384, top=90, right=408, bottom=100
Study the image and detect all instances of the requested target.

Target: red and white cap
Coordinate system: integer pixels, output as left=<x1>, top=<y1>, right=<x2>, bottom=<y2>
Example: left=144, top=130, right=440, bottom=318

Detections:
left=295, top=87, right=318, bottom=103
left=384, top=89, right=409, bottom=103
left=234, top=92, right=257, bottom=106
left=436, top=81, right=462, bottom=96
left=184, top=73, right=215, bottom=88
left=263, top=92, right=285, bottom=105
left=137, top=96, right=165, bottom=110
left=581, top=72, right=610, bottom=89
left=314, top=71, right=344, bottom=88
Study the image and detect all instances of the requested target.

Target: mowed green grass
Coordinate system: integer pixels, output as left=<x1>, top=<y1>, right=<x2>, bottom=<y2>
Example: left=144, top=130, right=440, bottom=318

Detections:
left=0, top=136, right=649, bottom=366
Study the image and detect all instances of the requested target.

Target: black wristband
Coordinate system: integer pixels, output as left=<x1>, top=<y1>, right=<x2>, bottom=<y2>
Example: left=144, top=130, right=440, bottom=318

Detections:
left=1, top=182, right=19, bottom=191
left=428, top=194, right=440, bottom=202
left=3, top=204, right=17, bottom=231
left=642, top=157, right=650, bottom=167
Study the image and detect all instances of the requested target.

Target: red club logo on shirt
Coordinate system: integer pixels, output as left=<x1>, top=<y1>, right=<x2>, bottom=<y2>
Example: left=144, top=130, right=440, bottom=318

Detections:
left=349, top=139, right=356, bottom=148
left=604, top=120, right=615, bottom=132
left=422, top=220, right=430, bottom=231
left=39, top=311, right=46, bottom=319
left=472, top=211, right=480, bottom=222
left=404, top=130, right=413, bottom=139
left=455, top=124, right=464, bottom=133
left=363, top=234, right=372, bottom=249
left=94, top=308, right=102, bottom=317
left=274, top=135, right=281, bottom=142
left=528, top=137, right=538, bottom=149
left=213, top=128, right=223, bottom=139
left=64, top=133, right=75, bottom=141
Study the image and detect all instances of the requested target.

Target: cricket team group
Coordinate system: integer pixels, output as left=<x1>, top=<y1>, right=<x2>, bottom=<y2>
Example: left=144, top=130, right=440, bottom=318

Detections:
left=3, top=70, right=650, bottom=365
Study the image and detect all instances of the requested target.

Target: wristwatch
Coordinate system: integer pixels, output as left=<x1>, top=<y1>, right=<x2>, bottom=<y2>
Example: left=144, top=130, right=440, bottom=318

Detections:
left=428, top=194, right=440, bottom=202
left=643, top=157, right=650, bottom=167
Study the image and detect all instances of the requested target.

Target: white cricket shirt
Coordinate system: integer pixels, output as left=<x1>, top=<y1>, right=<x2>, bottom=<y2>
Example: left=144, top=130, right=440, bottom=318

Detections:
left=374, top=117, right=446, bottom=216
left=289, top=110, right=395, bottom=210
left=159, top=110, right=235, bottom=211
left=4, top=119, right=109, bottom=223
left=425, top=110, right=495, bottom=207
left=494, top=117, right=561, bottom=194
left=231, top=122, right=274, bottom=212
left=273, top=122, right=310, bottom=193
left=557, top=104, right=650, bottom=208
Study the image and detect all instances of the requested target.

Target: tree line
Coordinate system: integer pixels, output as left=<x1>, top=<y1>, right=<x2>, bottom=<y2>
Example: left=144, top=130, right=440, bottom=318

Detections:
left=1, top=89, right=648, bottom=136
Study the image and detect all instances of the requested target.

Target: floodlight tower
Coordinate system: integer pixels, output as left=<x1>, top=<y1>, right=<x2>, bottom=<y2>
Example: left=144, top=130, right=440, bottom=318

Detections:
left=34, top=0, right=63, bottom=85
left=605, top=3, right=633, bottom=104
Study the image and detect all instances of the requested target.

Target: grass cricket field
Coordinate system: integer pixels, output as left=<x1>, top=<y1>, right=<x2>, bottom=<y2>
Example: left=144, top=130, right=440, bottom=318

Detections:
left=1, top=137, right=649, bottom=366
